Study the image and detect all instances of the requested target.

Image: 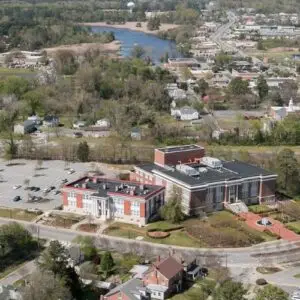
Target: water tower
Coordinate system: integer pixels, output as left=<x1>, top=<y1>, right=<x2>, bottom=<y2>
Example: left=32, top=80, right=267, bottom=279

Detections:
left=127, top=1, right=135, bottom=13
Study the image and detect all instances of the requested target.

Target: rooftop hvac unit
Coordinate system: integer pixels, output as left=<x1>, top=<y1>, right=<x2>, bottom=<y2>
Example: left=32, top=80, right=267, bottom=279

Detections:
left=201, top=157, right=223, bottom=169
left=198, top=167, right=208, bottom=173
left=176, top=164, right=199, bottom=176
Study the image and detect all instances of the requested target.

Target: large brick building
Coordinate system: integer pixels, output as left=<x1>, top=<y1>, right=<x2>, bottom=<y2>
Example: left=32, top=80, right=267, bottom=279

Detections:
left=62, top=177, right=165, bottom=225
left=131, top=145, right=277, bottom=215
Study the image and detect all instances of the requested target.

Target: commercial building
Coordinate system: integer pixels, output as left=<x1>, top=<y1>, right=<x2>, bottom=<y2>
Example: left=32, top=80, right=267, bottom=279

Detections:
left=131, top=145, right=277, bottom=216
left=62, top=177, right=165, bottom=226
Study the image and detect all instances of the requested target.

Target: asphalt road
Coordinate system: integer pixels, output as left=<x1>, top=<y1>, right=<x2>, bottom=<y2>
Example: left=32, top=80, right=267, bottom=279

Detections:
left=1, top=218, right=300, bottom=267
left=210, top=11, right=262, bottom=65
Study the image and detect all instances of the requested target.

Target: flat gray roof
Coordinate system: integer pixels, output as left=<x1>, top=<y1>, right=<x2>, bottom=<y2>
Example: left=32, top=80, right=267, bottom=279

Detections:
left=136, top=160, right=276, bottom=187
left=157, top=145, right=203, bottom=153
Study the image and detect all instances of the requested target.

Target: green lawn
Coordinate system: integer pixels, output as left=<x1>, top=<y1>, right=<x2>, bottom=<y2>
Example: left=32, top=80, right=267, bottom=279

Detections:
left=0, top=207, right=41, bottom=221
left=171, top=279, right=216, bottom=300
left=104, top=212, right=273, bottom=248
left=286, top=221, right=300, bottom=234
left=294, top=273, right=300, bottom=278
left=0, top=67, right=35, bottom=74
left=104, top=226, right=204, bottom=248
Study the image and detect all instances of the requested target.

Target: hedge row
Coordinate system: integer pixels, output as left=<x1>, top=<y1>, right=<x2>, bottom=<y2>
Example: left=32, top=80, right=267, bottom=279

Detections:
left=147, top=226, right=183, bottom=233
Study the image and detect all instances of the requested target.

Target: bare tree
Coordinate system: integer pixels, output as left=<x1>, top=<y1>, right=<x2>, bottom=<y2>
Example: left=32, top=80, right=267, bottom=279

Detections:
left=22, top=271, right=72, bottom=300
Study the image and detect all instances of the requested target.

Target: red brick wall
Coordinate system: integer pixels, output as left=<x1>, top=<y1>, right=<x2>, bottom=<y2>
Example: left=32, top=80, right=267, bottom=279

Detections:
left=77, top=193, right=83, bottom=208
left=124, top=200, right=131, bottom=215
left=62, top=191, right=68, bottom=206
left=140, top=203, right=145, bottom=217
left=154, top=149, right=165, bottom=165
left=143, top=269, right=168, bottom=287
left=154, top=148, right=205, bottom=166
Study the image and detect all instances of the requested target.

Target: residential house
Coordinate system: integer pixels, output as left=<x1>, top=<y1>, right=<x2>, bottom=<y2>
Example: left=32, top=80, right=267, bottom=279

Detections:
left=96, top=119, right=111, bottom=128
left=43, top=115, right=59, bottom=127
left=103, top=254, right=199, bottom=300
left=62, top=177, right=165, bottom=226
left=270, top=98, right=300, bottom=120
left=27, top=115, right=42, bottom=125
left=131, top=144, right=277, bottom=215
left=73, top=121, right=86, bottom=129
left=131, top=127, right=142, bottom=140
left=14, top=120, right=36, bottom=135
left=171, top=106, right=199, bottom=121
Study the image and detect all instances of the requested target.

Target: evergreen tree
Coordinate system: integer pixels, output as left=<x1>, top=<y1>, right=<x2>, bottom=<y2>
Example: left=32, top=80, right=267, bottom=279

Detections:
left=257, top=75, right=269, bottom=100
left=160, top=187, right=185, bottom=224
left=100, top=251, right=115, bottom=279
left=275, top=148, right=300, bottom=196
left=77, top=141, right=89, bottom=162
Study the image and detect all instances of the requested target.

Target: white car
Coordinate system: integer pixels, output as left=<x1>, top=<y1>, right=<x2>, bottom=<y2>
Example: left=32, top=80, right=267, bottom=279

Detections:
left=67, top=169, right=75, bottom=174
left=13, top=185, right=21, bottom=190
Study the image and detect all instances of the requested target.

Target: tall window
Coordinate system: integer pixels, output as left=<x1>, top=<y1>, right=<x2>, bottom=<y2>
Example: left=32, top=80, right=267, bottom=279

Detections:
left=241, top=183, right=249, bottom=199
left=250, top=182, right=258, bottom=197
left=215, top=186, right=223, bottom=202
left=68, top=191, right=76, bottom=199
left=131, top=201, right=140, bottom=216
left=114, top=199, right=124, bottom=215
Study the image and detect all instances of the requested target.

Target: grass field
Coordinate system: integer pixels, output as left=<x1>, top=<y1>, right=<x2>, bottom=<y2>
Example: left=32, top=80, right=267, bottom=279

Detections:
left=0, top=67, right=37, bottom=78
left=0, top=207, right=41, bottom=221
left=104, top=211, right=274, bottom=248
left=105, top=222, right=204, bottom=248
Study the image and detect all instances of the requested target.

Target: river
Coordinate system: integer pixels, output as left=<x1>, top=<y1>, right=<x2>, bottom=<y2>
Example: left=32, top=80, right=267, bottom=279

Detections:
left=91, top=26, right=181, bottom=63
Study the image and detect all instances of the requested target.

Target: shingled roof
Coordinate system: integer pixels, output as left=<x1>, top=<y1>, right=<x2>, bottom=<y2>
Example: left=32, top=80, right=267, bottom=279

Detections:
left=153, top=256, right=183, bottom=280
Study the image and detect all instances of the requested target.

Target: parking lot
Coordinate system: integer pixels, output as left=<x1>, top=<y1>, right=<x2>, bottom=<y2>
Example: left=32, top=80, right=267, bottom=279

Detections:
left=0, top=159, right=118, bottom=211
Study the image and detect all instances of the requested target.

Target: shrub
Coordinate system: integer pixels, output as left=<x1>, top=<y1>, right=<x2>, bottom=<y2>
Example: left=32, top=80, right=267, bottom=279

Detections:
left=147, top=226, right=183, bottom=232
left=286, top=225, right=300, bottom=234
left=263, top=229, right=281, bottom=239
left=256, top=278, right=268, bottom=285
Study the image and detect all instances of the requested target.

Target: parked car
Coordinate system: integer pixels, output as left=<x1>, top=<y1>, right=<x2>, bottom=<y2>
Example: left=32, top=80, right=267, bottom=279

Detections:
left=73, top=132, right=83, bottom=138
left=13, top=196, right=21, bottom=202
left=34, top=187, right=40, bottom=192
left=50, top=186, right=55, bottom=190
left=54, top=190, right=61, bottom=195
left=67, top=169, right=75, bottom=174
left=13, top=185, right=21, bottom=190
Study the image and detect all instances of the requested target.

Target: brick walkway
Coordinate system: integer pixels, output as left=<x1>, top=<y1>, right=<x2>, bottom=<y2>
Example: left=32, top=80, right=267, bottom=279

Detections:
left=239, top=212, right=300, bottom=242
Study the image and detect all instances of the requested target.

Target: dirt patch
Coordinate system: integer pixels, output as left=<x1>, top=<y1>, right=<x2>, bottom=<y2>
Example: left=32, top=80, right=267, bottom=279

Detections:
left=80, top=22, right=179, bottom=35
left=147, top=231, right=170, bottom=239
left=268, top=47, right=298, bottom=52
left=256, top=267, right=281, bottom=274
left=78, top=223, right=99, bottom=233
left=44, top=41, right=120, bottom=57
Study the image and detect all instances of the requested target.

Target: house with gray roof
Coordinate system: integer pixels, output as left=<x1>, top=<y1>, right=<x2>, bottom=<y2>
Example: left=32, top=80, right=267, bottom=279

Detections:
left=171, top=106, right=199, bottom=121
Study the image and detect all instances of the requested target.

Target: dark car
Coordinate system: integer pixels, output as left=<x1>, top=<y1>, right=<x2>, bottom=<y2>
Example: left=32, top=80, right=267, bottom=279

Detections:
left=34, top=187, right=40, bottom=192
left=30, top=186, right=36, bottom=191
left=73, top=132, right=83, bottom=138
left=50, top=186, right=55, bottom=190
left=13, top=196, right=21, bottom=202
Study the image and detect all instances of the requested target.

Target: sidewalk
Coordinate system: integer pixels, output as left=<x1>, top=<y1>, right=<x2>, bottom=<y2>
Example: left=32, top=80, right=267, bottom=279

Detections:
left=0, top=260, right=36, bottom=286
left=239, top=212, right=300, bottom=241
